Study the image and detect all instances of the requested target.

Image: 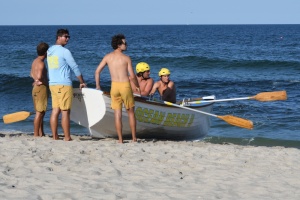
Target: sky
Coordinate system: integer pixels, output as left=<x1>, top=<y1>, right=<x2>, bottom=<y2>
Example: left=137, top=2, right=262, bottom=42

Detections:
left=0, top=0, right=299, bottom=25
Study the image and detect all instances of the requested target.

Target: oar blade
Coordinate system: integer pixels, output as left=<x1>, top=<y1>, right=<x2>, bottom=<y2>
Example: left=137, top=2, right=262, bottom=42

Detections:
left=217, top=115, right=253, bottom=130
left=3, top=111, right=31, bottom=124
left=253, top=91, right=287, bottom=102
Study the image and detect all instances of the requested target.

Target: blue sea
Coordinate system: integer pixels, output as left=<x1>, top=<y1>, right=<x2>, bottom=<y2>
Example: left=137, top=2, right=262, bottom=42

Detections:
left=0, top=25, right=299, bottom=148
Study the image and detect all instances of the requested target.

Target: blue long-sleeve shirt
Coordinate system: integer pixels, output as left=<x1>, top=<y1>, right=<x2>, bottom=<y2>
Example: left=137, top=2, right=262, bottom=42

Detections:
left=47, top=45, right=82, bottom=86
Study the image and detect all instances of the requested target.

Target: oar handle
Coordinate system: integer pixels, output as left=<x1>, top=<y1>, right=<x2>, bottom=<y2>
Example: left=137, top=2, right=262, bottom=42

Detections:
left=189, top=97, right=250, bottom=104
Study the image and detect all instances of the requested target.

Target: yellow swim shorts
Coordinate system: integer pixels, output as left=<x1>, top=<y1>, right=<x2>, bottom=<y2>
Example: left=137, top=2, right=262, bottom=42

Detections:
left=110, top=81, right=135, bottom=110
left=49, top=85, right=73, bottom=110
left=32, top=85, right=48, bottom=112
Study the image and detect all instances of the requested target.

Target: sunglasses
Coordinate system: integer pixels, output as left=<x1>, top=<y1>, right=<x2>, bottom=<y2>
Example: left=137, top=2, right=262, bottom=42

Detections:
left=144, top=70, right=150, bottom=73
left=122, top=42, right=127, bottom=46
left=62, top=35, right=70, bottom=39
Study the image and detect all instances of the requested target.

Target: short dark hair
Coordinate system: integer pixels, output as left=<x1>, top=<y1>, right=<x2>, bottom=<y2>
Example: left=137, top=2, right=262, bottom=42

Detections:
left=56, top=29, right=69, bottom=39
left=37, top=42, right=49, bottom=56
left=111, top=34, right=125, bottom=50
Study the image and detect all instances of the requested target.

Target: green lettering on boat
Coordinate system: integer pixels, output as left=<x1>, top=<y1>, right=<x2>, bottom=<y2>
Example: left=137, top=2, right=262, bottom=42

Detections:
left=187, top=114, right=195, bottom=127
left=150, top=110, right=165, bottom=125
left=163, top=113, right=177, bottom=126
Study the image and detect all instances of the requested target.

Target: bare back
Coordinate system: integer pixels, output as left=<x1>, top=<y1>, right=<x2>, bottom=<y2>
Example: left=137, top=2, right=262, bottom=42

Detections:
left=95, top=49, right=139, bottom=90
left=30, top=57, right=48, bottom=85
left=105, top=51, right=133, bottom=82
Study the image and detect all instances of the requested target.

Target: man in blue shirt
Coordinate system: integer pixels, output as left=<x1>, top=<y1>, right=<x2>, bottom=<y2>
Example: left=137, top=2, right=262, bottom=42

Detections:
left=47, top=29, right=86, bottom=141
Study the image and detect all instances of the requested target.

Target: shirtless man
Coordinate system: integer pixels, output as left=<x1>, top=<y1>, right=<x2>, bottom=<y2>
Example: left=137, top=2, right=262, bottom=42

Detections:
left=130, top=62, right=154, bottom=96
left=95, top=34, right=140, bottom=143
left=30, top=42, right=49, bottom=137
left=150, top=68, right=176, bottom=103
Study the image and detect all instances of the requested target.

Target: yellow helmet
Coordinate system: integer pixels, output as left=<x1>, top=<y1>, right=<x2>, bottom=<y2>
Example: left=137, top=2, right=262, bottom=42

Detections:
left=158, top=68, right=171, bottom=76
left=136, top=62, right=150, bottom=73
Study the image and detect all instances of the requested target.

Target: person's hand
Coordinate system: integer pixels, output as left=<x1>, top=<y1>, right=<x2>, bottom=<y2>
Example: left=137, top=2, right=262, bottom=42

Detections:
left=136, top=87, right=141, bottom=95
left=32, top=80, right=42, bottom=86
left=79, top=83, right=87, bottom=89
left=96, top=86, right=101, bottom=90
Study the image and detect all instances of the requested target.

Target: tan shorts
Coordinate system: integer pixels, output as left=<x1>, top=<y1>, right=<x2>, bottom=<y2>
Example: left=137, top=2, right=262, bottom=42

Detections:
left=110, top=81, right=135, bottom=110
left=32, top=85, right=48, bottom=112
left=50, top=85, right=73, bottom=110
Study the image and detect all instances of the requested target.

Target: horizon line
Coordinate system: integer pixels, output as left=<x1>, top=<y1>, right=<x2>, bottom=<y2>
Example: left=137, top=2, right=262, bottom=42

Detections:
left=0, top=23, right=299, bottom=26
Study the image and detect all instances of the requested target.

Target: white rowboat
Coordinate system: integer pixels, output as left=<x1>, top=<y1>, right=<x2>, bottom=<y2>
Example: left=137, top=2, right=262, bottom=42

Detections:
left=70, top=88, right=215, bottom=140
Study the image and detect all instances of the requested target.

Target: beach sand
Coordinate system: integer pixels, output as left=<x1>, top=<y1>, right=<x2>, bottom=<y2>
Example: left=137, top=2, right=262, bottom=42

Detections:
left=0, top=133, right=299, bottom=200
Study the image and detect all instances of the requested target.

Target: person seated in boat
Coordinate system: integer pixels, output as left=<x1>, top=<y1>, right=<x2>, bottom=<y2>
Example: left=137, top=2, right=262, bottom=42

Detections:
left=130, top=62, right=154, bottom=96
left=149, top=68, right=176, bottom=103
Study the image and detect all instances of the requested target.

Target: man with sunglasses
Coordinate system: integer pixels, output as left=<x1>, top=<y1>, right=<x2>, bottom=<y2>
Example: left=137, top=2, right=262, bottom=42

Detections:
left=130, top=62, right=154, bottom=96
left=150, top=68, right=176, bottom=103
left=47, top=29, right=86, bottom=141
left=95, top=34, right=139, bottom=143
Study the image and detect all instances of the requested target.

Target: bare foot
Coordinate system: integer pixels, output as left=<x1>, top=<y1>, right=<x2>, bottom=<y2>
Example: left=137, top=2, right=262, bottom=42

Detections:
left=118, top=140, right=123, bottom=144
left=64, top=137, right=72, bottom=141
left=53, top=134, right=59, bottom=140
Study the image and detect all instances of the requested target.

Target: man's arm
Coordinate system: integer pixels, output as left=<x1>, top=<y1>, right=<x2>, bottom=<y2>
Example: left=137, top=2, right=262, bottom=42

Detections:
left=163, top=81, right=175, bottom=96
left=63, top=49, right=86, bottom=88
left=64, top=49, right=81, bottom=77
left=77, top=74, right=86, bottom=89
left=149, top=82, right=159, bottom=96
left=95, top=57, right=107, bottom=90
left=35, top=62, right=44, bottom=81
left=141, top=79, right=154, bottom=96
left=130, top=76, right=139, bottom=94
left=168, top=81, right=175, bottom=89
left=127, top=58, right=140, bottom=92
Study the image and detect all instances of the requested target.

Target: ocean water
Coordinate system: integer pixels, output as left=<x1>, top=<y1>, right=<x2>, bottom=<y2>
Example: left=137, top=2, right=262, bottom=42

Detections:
left=0, top=25, right=299, bottom=148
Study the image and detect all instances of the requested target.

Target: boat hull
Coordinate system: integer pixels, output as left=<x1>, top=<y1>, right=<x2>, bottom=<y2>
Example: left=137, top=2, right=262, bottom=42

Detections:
left=71, top=88, right=214, bottom=140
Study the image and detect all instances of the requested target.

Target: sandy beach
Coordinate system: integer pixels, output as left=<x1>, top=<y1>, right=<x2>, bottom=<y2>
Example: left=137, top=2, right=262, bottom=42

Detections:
left=0, top=133, right=299, bottom=200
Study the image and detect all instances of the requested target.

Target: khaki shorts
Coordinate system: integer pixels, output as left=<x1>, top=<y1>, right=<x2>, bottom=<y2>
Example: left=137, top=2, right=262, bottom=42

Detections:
left=32, top=85, right=48, bottom=112
left=110, top=81, right=135, bottom=110
left=50, top=85, right=73, bottom=110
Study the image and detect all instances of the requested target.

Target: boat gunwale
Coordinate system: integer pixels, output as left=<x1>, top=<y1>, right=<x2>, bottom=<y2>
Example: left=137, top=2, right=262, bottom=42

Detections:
left=102, top=91, right=214, bottom=109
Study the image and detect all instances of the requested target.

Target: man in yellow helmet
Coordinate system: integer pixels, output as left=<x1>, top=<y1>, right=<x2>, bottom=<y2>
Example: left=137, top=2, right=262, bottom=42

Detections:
left=150, top=68, right=176, bottom=103
left=130, top=62, right=154, bottom=96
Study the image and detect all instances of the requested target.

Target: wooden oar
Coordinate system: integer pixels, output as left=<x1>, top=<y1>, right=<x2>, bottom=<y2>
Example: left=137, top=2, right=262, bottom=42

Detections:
left=3, top=111, right=34, bottom=124
left=164, top=101, right=253, bottom=130
left=188, top=90, right=287, bottom=104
